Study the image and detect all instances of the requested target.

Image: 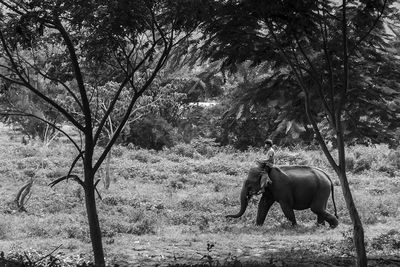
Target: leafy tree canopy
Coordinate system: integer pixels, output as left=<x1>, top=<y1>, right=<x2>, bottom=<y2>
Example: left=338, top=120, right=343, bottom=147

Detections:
left=199, top=0, right=400, bottom=147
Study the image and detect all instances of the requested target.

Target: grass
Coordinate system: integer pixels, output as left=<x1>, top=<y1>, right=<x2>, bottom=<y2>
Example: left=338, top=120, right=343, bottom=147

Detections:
left=0, top=124, right=399, bottom=266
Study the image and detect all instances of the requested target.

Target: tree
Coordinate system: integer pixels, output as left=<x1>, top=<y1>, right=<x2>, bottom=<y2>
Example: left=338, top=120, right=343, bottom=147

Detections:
left=0, top=1, right=201, bottom=265
left=200, top=0, right=400, bottom=266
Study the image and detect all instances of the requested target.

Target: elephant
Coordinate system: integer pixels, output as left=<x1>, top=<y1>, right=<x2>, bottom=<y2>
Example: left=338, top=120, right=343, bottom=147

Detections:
left=226, top=165, right=339, bottom=228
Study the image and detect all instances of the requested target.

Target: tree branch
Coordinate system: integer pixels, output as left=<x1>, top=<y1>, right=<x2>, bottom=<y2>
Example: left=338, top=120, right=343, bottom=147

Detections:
left=0, top=31, right=85, bottom=132
left=265, top=21, right=339, bottom=171
left=49, top=174, right=85, bottom=188
left=353, top=0, right=388, bottom=51
left=0, top=111, right=83, bottom=153
left=93, top=37, right=161, bottom=146
left=93, top=27, right=174, bottom=174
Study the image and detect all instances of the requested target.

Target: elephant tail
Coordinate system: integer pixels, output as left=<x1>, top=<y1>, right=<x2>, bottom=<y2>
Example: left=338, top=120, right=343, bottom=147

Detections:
left=330, top=181, right=339, bottom=219
left=314, top=167, right=339, bottom=219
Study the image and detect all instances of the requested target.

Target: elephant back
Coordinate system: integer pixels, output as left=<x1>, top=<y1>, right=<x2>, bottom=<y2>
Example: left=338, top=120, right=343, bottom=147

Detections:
left=278, top=165, right=332, bottom=187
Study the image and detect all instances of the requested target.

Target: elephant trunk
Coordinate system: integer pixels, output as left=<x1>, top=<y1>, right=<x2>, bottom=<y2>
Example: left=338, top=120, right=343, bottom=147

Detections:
left=226, top=182, right=249, bottom=218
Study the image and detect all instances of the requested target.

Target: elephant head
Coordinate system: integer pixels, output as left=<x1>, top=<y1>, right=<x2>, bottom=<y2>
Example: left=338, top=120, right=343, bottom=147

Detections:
left=226, top=168, right=261, bottom=218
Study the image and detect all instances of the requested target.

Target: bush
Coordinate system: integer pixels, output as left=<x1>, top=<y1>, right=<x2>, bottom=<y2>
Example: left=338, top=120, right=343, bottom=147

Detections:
left=169, top=143, right=201, bottom=158
left=388, top=150, right=400, bottom=169
left=191, top=137, right=220, bottom=157
left=65, top=224, right=89, bottom=241
left=275, top=149, right=311, bottom=165
left=25, top=219, right=50, bottom=237
left=130, top=216, right=157, bottom=235
left=370, top=230, right=400, bottom=251
left=353, top=157, right=372, bottom=174
left=0, top=221, right=10, bottom=239
left=123, top=115, right=178, bottom=150
left=14, top=146, right=39, bottom=158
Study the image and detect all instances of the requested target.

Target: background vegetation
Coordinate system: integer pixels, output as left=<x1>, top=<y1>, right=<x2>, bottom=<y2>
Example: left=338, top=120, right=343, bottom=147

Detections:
left=0, top=124, right=399, bottom=266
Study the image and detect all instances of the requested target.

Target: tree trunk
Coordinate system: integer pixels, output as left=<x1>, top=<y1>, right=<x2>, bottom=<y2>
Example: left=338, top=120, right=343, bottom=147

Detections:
left=84, top=145, right=105, bottom=266
left=337, top=170, right=367, bottom=267
left=84, top=174, right=105, bottom=266
left=104, top=151, right=111, bottom=190
left=336, top=127, right=367, bottom=267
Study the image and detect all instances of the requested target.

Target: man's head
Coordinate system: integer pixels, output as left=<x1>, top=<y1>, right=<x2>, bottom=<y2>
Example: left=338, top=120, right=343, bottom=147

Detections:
left=265, top=139, right=273, bottom=148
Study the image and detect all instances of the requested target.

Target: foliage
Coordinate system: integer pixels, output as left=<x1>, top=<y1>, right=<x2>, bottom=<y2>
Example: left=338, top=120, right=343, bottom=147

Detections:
left=198, top=0, right=400, bottom=148
left=123, top=114, right=178, bottom=150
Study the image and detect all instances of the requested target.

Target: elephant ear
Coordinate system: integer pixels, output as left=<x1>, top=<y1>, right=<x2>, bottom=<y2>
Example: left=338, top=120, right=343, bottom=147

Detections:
left=248, top=167, right=262, bottom=183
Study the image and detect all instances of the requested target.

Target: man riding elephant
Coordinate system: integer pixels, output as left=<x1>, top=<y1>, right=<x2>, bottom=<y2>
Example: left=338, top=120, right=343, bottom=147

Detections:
left=257, top=139, right=275, bottom=194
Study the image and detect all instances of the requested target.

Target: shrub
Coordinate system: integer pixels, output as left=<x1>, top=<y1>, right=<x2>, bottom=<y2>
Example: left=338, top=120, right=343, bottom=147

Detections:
left=0, top=221, right=10, bottom=239
left=388, top=150, right=400, bottom=169
left=169, top=143, right=201, bottom=158
left=370, top=230, right=400, bottom=250
left=129, top=149, right=154, bottom=163
left=130, top=216, right=157, bottom=235
left=353, top=157, right=372, bottom=174
left=275, top=149, right=311, bottom=165
left=345, top=155, right=355, bottom=171
left=25, top=219, right=50, bottom=237
left=193, top=160, right=238, bottom=175
left=169, top=180, right=184, bottom=189
left=65, top=224, right=89, bottom=242
left=14, top=146, right=39, bottom=158
left=190, top=137, right=220, bottom=157
left=112, top=145, right=126, bottom=158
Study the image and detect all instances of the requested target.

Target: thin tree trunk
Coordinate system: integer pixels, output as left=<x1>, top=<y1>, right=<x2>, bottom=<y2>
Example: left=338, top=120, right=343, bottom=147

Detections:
left=84, top=135, right=105, bottom=266
left=104, top=151, right=111, bottom=190
left=337, top=127, right=367, bottom=266
left=340, top=1, right=367, bottom=265
left=84, top=172, right=105, bottom=266
left=338, top=170, right=367, bottom=266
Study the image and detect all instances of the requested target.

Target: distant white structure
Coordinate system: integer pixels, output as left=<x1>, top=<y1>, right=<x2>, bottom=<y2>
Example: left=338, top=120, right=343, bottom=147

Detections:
left=188, top=101, right=219, bottom=108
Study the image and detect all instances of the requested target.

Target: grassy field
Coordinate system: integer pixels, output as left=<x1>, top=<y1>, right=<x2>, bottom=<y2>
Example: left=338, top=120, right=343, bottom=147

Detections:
left=0, top=124, right=400, bottom=266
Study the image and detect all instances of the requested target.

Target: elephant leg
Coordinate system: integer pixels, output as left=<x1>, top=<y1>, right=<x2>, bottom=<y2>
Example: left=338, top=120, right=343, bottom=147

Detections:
left=311, top=206, right=338, bottom=228
left=279, top=202, right=297, bottom=226
left=256, top=195, right=274, bottom=226
left=316, top=214, right=325, bottom=225
left=323, top=212, right=339, bottom=228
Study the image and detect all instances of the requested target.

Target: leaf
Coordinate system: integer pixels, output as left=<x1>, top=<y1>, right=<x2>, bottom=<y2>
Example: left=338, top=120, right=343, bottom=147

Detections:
left=285, top=120, right=293, bottom=134
left=236, top=104, right=244, bottom=120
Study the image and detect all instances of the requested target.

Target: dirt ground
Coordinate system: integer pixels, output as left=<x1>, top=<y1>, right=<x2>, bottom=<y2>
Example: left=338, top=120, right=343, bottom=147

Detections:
left=71, top=224, right=399, bottom=267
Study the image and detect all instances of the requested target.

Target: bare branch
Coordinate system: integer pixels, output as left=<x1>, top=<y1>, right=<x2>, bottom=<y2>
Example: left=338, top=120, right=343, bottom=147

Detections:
left=265, top=21, right=339, bottom=171
left=93, top=29, right=174, bottom=174
left=318, top=6, right=336, bottom=123
left=0, top=111, right=82, bottom=153
left=94, top=179, right=102, bottom=200
left=49, top=174, right=85, bottom=188
left=93, top=36, right=161, bottom=145
left=33, top=245, right=63, bottom=265
left=14, top=180, right=33, bottom=212
left=67, top=150, right=85, bottom=177
left=353, top=0, right=388, bottom=50
left=53, top=18, right=93, bottom=138
left=0, top=31, right=85, bottom=132
left=293, top=35, right=334, bottom=122
left=17, top=52, right=83, bottom=111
